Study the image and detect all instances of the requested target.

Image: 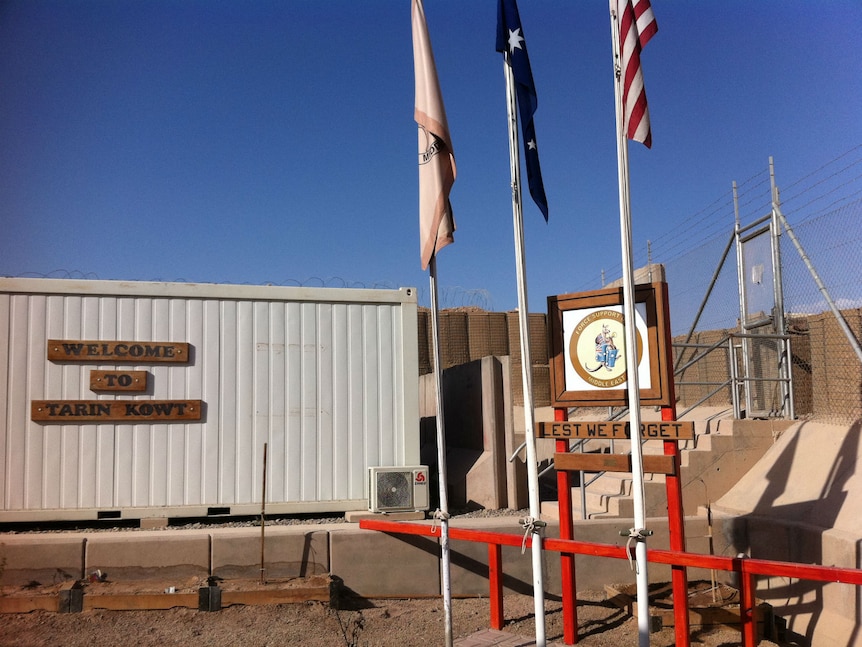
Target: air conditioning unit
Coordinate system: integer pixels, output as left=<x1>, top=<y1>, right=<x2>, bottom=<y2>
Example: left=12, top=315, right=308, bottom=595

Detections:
left=368, top=466, right=430, bottom=513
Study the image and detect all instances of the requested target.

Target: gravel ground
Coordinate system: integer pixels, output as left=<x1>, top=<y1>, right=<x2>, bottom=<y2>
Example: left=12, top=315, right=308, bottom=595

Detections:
left=1, top=589, right=795, bottom=647
left=1, top=511, right=801, bottom=646
left=0, top=507, right=531, bottom=535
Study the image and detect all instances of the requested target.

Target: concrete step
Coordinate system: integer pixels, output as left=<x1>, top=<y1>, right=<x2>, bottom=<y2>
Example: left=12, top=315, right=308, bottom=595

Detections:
left=542, top=470, right=667, bottom=520
left=541, top=417, right=778, bottom=522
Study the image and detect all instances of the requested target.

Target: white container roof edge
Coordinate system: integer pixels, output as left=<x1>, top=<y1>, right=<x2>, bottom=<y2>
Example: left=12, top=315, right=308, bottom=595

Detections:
left=0, top=277, right=417, bottom=305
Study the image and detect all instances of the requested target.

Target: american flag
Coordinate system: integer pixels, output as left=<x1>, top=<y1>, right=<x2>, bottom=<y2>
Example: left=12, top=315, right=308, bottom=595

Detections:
left=618, top=0, right=657, bottom=148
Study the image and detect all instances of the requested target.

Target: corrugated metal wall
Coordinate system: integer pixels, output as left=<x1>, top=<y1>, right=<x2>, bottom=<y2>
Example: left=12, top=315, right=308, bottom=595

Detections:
left=0, top=279, right=419, bottom=520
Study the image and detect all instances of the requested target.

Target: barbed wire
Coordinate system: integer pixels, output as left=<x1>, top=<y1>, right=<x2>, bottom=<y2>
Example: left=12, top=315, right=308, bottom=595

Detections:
left=3, top=270, right=496, bottom=312
left=599, top=144, right=862, bottom=291
left=7, top=146, right=861, bottom=319
left=4, top=270, right=400, bottom=291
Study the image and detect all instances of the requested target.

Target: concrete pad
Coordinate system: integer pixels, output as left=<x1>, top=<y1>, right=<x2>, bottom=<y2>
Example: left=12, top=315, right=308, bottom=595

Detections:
left=85, top=533, right=210, bottom=581
left=0, top=535, right=84, bottom=585
left=344, top=511, right=425, bottom=523
left=330, top=525, right=439, bottom=597
left=212, top=528, right=329, bottom=579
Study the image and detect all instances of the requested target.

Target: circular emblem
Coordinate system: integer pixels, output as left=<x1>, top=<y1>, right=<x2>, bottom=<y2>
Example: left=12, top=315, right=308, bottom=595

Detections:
left=569, top=309, right=643, bottom=389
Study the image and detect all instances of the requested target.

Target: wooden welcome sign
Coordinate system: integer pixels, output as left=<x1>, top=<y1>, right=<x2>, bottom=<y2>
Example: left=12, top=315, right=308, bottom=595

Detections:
left=33, top=339, right=200, bottom=424
left=32, top=400, right=203, bottom=423
left=47, top=340, right=189, bottom=363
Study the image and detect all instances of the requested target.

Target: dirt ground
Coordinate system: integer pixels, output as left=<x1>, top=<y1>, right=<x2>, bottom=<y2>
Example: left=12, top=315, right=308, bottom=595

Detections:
left=1, top=584, right=799, bottom=647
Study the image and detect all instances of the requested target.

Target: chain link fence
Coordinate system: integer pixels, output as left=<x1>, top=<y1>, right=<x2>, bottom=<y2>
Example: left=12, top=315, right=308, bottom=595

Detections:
left=654, top=150, right=862, bottom=424
left=418, top=191, right=862, bottom=420
left=523, top=148, right=862, bottom=422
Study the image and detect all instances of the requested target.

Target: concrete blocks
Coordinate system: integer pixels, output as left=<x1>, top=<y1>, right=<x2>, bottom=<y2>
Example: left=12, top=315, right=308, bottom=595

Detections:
left=447, top=518, right=560, bottom=597
left=85, top=532, right=210, bottom=581
left=0, top=535, right=84, bottom=585
left=211, top=528, right=329, bottom=580
left=329, top=525, right=440, bottom=597
left=420, top=356, right=528, bottom=511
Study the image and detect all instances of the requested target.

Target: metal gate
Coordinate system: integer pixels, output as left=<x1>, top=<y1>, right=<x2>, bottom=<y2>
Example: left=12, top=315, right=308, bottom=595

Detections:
left=733, top=164, right=794, bottom=418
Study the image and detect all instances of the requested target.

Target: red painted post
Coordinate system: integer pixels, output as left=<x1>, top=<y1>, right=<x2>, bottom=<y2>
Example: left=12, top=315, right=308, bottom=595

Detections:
left=660, top=280, right=691, bottom=647
left=488, top=543, right=504, bottom=630
left=358, top=517, right=862, bottom=646
left=555, top=406, right=578, bottom=645
left=739, top=561, right=758, bottom=647
left=662, top=409, right=690, bottom=647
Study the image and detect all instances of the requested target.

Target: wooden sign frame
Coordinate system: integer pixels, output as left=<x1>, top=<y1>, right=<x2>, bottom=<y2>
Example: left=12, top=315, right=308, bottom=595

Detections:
left=547, top=282, right=673, bottom=408
left=90, top=370, right=148, bottom=392
left=537, top=420, right=694, bottom=441
left=32, top=400, right=203, bottom=423
left=47, top=340, right=189, bottom=363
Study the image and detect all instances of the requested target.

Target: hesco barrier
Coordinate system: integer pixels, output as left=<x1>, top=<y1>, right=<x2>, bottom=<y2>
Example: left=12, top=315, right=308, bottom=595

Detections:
left=0, top=278, right=420, bottom=523
left=417, top=308, right=550, bottom=408
left=417, top=305, right=862, bottom=422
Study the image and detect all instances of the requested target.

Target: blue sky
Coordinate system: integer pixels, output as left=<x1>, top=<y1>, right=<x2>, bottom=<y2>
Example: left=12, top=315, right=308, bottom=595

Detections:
left=2, top=1, right=860, bottom=313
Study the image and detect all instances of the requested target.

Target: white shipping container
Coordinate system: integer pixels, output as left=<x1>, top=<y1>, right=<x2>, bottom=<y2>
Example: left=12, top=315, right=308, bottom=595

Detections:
left=0, top=278, right=419, bottom=522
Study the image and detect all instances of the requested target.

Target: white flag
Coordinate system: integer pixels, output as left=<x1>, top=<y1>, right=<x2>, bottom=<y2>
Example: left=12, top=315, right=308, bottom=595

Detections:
left=412, top=0, right=456, bottom=270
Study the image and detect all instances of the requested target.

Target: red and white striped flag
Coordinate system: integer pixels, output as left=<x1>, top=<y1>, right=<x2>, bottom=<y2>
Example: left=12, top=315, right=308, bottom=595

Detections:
left=618, top=0, right=657, bottom=148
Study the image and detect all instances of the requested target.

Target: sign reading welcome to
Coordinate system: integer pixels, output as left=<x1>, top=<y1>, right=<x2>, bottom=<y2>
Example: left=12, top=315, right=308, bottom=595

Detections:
left=33, top=339, right=200, bottom=423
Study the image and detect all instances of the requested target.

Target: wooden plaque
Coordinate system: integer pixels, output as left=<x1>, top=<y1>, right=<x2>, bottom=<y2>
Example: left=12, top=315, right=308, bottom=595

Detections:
left=90, top=370, right=148, bottom=392
left=554, top=452, right=677, bottom=476
left=546, top=282, right=673, bottom=408
left=32, top=400, right=202, bottom=422
left=537, top=420, right=694, bottom=441
left=47, top=340, right=189, bottom=363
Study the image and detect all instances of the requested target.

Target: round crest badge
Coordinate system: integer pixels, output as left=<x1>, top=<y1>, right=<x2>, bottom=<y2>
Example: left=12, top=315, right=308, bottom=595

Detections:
left=568, top=309, right=643, bottom=389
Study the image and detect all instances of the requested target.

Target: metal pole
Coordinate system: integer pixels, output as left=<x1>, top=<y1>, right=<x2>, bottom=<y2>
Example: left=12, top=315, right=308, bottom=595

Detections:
left=608, top=3, right=650, bottom=645
left=260, top=442, right=267, bottom=585
left=733, top=181, right=754, bottom=416
left=428, top=255, right=454, bottom=647
left=502, top=55, right=546, bottom=647
left=769, top=158, right=790, bottom=417
left=675, top=231, right=735, bottom=366
left=729, top=337, right=742, bottom=419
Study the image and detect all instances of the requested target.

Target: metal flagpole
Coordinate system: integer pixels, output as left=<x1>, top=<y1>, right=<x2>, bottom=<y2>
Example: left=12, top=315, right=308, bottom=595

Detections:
left=608, top=2, right=651, bottom=646
left=502, top=55, right=546, bottom=647
left=428, top=255, right=454, bottom=647
left=411, top=2, right=454, bottom=641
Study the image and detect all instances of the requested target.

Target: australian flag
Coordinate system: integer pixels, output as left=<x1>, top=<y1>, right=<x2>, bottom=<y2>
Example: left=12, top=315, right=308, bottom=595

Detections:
left=496, top=0, right=548, bottom=221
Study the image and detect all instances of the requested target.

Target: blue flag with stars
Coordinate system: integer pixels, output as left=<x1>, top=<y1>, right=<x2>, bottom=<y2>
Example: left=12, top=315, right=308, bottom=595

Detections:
left=496, top=0, right=548, bottom=221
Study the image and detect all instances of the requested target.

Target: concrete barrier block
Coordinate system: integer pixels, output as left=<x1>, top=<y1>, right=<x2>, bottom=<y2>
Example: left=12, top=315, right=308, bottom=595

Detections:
left=212, top=528, right=329, bottom=580
left=0, top=535, right=84, bottom=585
left=566, top=518, right=676, bottom=591
left=85, top=532, right=210, bottom=581
left=330, top=526, right=439, bottom=597
left=821, top=529, right=860, bottom=619
left=447, top=518, right=561, bottom=597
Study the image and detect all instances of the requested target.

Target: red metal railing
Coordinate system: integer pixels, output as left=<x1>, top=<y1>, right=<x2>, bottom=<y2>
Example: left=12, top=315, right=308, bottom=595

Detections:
left=358, top=517, right=862, bottom=646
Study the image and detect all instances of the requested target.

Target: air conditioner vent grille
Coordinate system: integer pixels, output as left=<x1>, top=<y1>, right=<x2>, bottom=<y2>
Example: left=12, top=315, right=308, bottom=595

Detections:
left=376, top=471, right=412, bottom=509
